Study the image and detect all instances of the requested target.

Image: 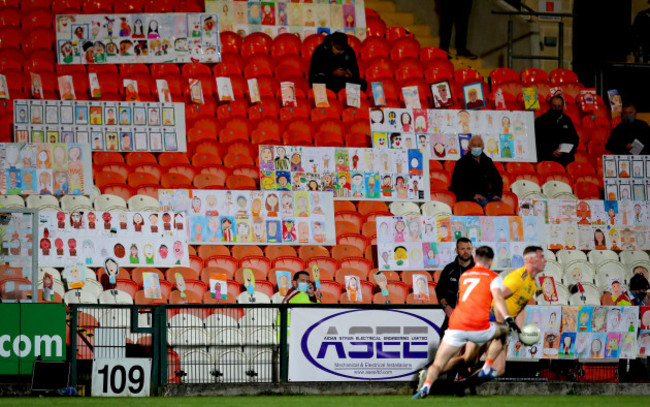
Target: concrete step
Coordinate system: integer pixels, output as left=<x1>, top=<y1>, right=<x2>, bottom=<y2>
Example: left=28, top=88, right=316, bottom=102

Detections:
left=378, top=11, right=414, bottom=26
left=417, top=36, right=440, bottom=48
left=365, top=0, right=396, bottom=13
left=410, top=24, right=433, bottom=38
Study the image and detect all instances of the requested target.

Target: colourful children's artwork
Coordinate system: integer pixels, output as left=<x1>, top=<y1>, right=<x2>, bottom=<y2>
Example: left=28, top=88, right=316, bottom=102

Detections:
left=462, top=82, right=485, bottom=110
left=344, top=275, right=362, bottom=303
left=259, top=145, right=429, bottom=202
left=143, top=272, right=162, bottom=299
left=376, top=215, right=544, bottom=271
left=276, top=270, right=292, bottom=296
left=58, top=75, right=76, bottom=100
left=431, top=81, right=453, bottom=108
left=204, top=0, right=367, bottom=37
left=0, top=143, right=92, bottom=195
left=63, top=264, right=86, bottom=289
left=371, top=82, right=386, bottom=106
left=209, top=272, right=228, bottom=300
left=412, top=273, right=429, bottom=301
left=159, top=189, right=336, bottom=246
left=602, top=155, right=650, bottom=201
left=518, top=197, right=650, bottom=250
left=522, top=87, right=540, bottom=110
left=216, top=76, right=234, bottom=101
left=56, top=13, right=221, bottom=64
left=37, top=210, right=189, bottom=268
left=508, top=305, right=640, bottom=361
left=13, top=99, right=187, bottom=153
left=370, top=107, right=538, bottom=163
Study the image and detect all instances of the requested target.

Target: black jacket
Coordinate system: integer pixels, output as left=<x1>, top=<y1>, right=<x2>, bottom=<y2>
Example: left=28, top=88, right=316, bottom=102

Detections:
left=605, top=119, right=650, bottom=155
left=435, top=256, right=475, bottom=308
left=449, top=152, right=503, bottom=202
left=308, top=34, right=361, bottom=92
left=534, top=110, right=580, bottom=166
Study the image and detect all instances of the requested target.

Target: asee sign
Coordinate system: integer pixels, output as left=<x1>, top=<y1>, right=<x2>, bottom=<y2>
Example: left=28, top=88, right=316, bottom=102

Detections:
left=0, top=303, right=67, bottom=374
left=288, top=308, right=444, bottom=381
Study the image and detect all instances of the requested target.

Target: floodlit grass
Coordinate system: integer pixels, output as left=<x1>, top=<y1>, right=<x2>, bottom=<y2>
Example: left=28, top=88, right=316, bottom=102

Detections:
left=0, top=395, right=648, bottom=407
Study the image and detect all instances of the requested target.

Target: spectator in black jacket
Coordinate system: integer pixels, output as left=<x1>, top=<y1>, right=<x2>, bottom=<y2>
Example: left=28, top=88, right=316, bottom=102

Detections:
left=449, top=135, right=503, bottom=206
left=435, top=238, right=475, bottom=335
left=534, top=95, right=580, bottom=166
left=308, top=32, right=367, bottom=93
left=606, top=103, right=650, bottom=155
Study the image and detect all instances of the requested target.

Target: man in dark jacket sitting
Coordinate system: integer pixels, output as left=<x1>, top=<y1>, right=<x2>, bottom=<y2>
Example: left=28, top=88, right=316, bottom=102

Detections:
left=606, top=103, right=650, bottom=155
left=534, top=95, right=580, bottom=166
left=308, top=32, right=367, bottom=93
left=449, top=135, right=503, bottom=206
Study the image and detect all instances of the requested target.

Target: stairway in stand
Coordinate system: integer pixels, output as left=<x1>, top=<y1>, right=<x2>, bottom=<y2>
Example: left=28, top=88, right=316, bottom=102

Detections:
left=365, top=0, right=493, bottom=78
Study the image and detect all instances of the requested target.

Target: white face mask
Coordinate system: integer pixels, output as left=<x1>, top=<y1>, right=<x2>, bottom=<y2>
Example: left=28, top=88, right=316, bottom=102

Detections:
left=297, top=282, right=309, bottom=292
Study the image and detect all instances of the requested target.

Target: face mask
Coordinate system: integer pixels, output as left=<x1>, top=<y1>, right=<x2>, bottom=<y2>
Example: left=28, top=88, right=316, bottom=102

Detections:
left=297, top=282, right=309, bottom=292
left=549, top=109, right=563, bottom=118
left=471, top=147, right=482, bottom=157
left=622, top=115, right=635, bottom=124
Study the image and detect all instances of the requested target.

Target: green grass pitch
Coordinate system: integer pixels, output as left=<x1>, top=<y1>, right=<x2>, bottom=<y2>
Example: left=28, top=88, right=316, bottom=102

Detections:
left=0, top=395, right=647, bottom=407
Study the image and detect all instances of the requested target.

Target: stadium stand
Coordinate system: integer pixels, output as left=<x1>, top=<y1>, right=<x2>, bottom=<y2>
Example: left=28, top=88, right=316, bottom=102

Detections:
left=3, top=3, right=649, bottom=392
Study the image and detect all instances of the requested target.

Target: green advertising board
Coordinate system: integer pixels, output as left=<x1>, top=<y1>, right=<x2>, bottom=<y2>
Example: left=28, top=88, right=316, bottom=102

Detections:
left=0, top=303, right=67, bottom=375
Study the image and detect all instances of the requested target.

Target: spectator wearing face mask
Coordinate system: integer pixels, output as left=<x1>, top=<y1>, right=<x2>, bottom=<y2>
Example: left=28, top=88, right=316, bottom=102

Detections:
left=282, top=270, right=320, bottom=304
left=606, top=102, right=650, bottom=155
left=449, top=135, right=503, bottom=206
left=534, top=95, right=580, bottom=166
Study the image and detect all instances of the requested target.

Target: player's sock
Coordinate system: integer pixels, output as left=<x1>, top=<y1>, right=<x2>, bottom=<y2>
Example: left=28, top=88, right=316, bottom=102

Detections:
left=481, top=358, right=494, bottom=374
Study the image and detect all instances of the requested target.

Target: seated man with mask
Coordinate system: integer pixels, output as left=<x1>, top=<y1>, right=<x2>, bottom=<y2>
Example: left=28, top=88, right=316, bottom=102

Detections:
left=534, top=95, right=579, bottom=166
left=606, top=102, right=650, bottom=155
left=450, top=135, right=503, bottom=206
left=282, top=271, right=320, bottom=304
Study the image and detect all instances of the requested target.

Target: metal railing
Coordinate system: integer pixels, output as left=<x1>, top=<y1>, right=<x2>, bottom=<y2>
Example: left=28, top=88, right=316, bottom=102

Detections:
left=491, top=9, right=576, bottom=69
left=68, top=303, right=440, bottom=391
left=68, top=303, right=650, bottom=394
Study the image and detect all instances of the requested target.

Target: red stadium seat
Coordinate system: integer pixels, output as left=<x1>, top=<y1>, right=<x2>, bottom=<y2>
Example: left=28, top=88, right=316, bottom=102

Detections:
left=419, top=47, right=449, bottom=63
left=271, top=33, right=302, bottom=57
left=364, top=56, right=394, bottom=82
left=536, top=160, right=566, bottom=176
left=360, top=37, right=390, bottom=62
left=365, top=17, right=387, bottom=38
left=390, top=37, right=420, bottom=60
left=220, top=31, right=242, bottom=54
left=0, top=7, right=21, bottom=28
left=430, top=189, right=456, bottom=207
left=113, top=0, right=144, bottom=12
left=241, top=32, right=272, bottom=58
left=489, top=68, right=521, bottom=86
left=386, top=26, right=413, bottom=42
left=21, top=8, right=53, bottom=31
left=574, top=181, right=601, bottom=200
left=394, top=58, right=424, bottom=82
left=550, top=68, right=579, bottom=85
left=521, top=68, right=550, bottom=85
left=453, top=201, right=484, bottom=216
left=454, top=68, right=483, bottom=86
left=506, top=162, right=536, bottom=174
left=484, top=201, right=515, bottom=216
left=301, top=33, right=325, bottom=62
left=424, top=60, right=455, bottom=84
